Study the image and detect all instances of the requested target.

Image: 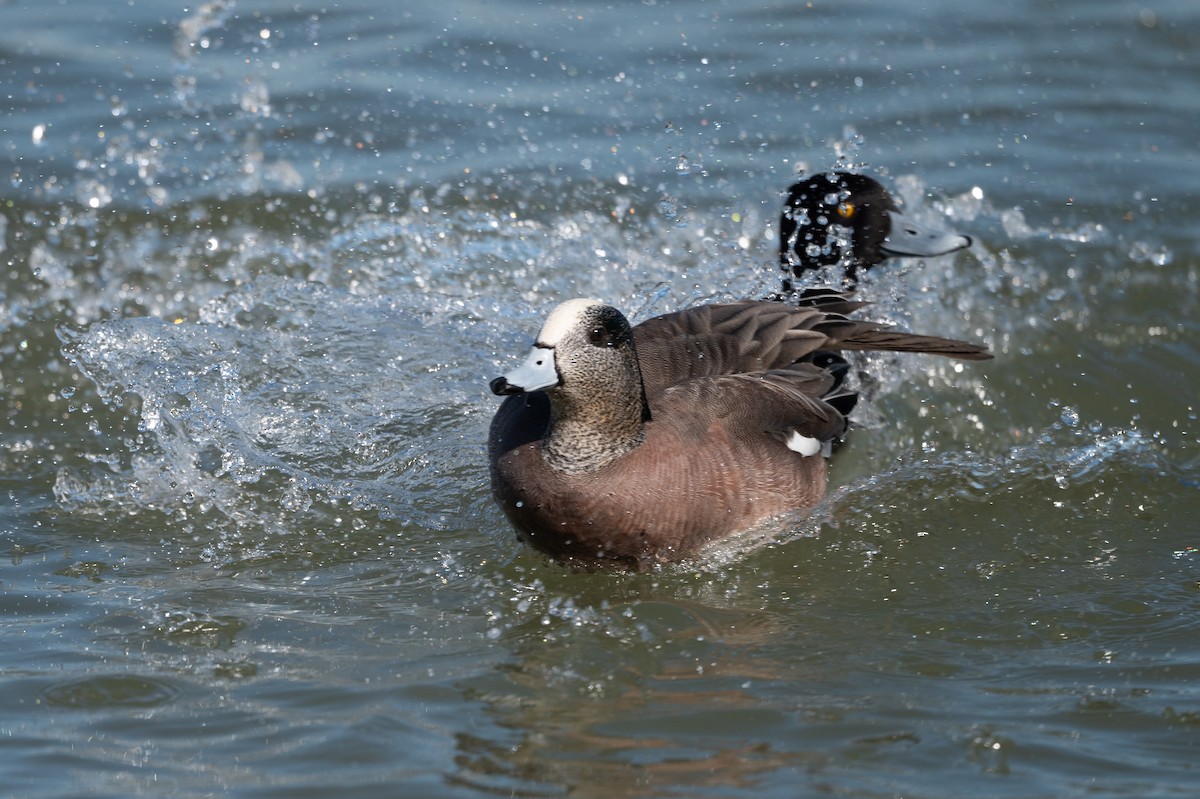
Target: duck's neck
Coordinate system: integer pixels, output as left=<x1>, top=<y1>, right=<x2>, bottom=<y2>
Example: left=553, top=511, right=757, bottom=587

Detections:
left=541, top=381, right=649, bottom=475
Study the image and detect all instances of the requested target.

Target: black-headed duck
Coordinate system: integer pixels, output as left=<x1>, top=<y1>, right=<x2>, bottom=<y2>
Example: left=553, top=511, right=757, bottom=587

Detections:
left=777, top=171, right=971, bottom=297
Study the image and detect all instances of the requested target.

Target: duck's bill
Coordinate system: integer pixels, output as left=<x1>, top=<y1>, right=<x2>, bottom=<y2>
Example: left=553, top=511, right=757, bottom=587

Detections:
left=881, top=209, right=972, bottom=258
left=490, top=345, right=559, bottom=395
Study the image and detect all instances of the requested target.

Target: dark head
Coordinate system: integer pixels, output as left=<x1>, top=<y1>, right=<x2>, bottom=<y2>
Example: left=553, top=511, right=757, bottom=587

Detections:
left=779, top=172, right=971, bottom=291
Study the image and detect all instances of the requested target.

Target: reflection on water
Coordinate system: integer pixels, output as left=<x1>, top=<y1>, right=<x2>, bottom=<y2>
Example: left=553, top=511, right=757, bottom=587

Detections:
left=2, top=0, right=1199, bottom=797
left=453, top=420, right=1198, bottom=795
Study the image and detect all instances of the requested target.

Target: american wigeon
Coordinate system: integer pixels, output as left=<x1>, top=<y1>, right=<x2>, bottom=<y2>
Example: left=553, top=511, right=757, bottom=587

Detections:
left=777, top=172, right=971, bottom=296
left=488, top=297, right=990, bottom=570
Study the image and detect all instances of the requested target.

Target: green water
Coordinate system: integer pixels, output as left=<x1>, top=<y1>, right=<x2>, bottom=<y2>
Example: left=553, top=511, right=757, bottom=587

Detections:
left=2, top=0, right=1198, bottom=796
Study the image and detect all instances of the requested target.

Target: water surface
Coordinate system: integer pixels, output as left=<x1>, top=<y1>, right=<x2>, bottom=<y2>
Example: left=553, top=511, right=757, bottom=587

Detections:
left=2, top=1, right=1199, bottom=797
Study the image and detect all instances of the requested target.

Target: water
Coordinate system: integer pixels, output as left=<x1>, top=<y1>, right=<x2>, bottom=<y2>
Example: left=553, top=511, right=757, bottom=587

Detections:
left=2, top=0, right=1199, bottom=796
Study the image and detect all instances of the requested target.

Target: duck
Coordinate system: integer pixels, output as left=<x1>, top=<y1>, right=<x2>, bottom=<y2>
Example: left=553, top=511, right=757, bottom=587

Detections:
left=488, top=297, right=990, bottom=570
left=776, top=171, right=971, bottom=297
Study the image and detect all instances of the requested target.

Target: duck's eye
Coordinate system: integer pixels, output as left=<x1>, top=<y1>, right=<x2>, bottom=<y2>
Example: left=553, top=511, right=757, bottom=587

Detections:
left=836, top=201, right=856, bottom=220
left=587, top=326, right=609, bottom=346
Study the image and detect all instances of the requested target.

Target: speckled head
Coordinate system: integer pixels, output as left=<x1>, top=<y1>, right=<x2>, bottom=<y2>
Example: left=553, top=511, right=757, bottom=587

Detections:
left=779, top=171, right=971, bottom=288
left=490, top=299, right=636, bottom=397
left=490, top=298, right=647, bottom=474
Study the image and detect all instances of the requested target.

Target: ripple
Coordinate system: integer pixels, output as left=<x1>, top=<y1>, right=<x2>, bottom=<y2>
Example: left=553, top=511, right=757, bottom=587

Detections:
left=40, top=674, right=180, bottom=710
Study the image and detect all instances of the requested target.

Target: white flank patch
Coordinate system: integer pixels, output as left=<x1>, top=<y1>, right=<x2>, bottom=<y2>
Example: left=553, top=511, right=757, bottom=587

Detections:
left=785, top=430, right=823, bottom=457
left=537, top=298, right=603, bottom=346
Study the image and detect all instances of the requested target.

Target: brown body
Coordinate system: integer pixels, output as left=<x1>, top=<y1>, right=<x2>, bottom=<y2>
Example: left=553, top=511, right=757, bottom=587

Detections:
left=489, top=300, right=990, bottom=570
left=491, top=379, right=834, bottom=568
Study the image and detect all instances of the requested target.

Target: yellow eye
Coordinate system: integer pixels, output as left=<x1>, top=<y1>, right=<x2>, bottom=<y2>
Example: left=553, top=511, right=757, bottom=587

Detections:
left=836, top=201, right=856, bottom=220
